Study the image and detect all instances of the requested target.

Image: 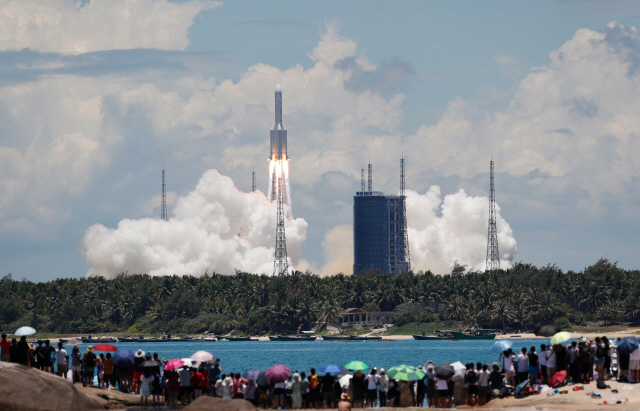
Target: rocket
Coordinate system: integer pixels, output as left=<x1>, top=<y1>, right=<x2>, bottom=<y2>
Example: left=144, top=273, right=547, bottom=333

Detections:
left=270, top=84, right=287, bottom=163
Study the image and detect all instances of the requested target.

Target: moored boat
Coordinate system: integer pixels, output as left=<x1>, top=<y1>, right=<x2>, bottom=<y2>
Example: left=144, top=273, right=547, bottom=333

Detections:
left=451, top=329, right=498, bottom=340
left=351, top=336, right=382, bottom=341
left=413, top=330, right=454, bottom=340
left=221, top=336, right=252, bottom=341
left=321, top=335, right=353, bottom=341
left=275, top=335, right=317, bottom=341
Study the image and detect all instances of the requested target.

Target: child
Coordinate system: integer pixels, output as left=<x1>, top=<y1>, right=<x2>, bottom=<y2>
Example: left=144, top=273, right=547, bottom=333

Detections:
left=96, top=357, right=105, bottom=389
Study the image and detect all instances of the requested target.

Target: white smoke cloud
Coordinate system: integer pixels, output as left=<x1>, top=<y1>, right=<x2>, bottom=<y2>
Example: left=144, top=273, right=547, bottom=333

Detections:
left=0, top=0, right=221, bottom=53
left=80, top=169, right=308, bottom=277
left=407, top=187, right=517, bottom=274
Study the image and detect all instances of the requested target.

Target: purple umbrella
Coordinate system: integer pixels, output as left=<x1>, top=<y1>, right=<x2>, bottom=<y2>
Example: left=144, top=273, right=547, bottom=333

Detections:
left=266, top=364, right=291, bottom=383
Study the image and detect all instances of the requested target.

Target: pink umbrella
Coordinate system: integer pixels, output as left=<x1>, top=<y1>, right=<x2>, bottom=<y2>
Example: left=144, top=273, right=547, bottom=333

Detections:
left=164, top=359, right=185, bottom=371
left=266, top=364, right=291, bottom=383
left=93, top=344, right=118, bottom=352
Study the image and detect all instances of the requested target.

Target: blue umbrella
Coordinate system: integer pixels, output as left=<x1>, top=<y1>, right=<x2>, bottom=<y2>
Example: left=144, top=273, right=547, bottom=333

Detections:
left=616, top=337, right=639, bottom=355
left=491, top=340, right=512, bottom=353
left=113, top=348, right=135, bottom=367
left=321, top=364, right=343, bottom=374
left=242, top=369, right=263, bottom=380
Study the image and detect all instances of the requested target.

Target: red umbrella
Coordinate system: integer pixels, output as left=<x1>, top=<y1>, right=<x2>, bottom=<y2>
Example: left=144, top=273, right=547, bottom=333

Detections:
left=548, top=370, right=567, bottom=388
left=164, top=359, right=185, bottom=371
left=266, top=364, right=291, bottom=383
left=93, top=344, right=118, bottom=352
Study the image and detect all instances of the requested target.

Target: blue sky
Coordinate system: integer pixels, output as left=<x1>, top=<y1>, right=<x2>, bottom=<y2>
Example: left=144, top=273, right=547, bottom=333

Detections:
left=1, top=0, right=640, bottom=281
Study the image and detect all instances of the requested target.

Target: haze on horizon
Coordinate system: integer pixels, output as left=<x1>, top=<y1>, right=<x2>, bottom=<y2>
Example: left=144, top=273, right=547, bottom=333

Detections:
left=1, top=0, right=640, bottom=281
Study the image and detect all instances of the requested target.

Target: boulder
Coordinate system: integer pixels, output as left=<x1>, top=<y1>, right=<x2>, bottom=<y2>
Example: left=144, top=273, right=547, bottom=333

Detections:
left=183, top=396, right=258, bottom=411
left=0, top=362, right=105, bottom=411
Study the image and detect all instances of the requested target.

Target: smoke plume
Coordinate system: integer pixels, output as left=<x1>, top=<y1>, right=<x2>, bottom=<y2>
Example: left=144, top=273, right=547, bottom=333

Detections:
left=80, top=169, right=308, bottom=278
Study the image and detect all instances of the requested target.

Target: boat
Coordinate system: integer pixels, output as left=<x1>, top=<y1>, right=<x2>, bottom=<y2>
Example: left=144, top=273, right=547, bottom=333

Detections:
left=117, top=337, right=137, bottom=342
left=268, top=336, right=280, bottom=341
left=351, top=336, right=382, bottom=341
left=451, top=329, right=498, bottom=340
left=413, top=330, right=454, bottom=340
left=220, top=336, right=252, bottom=341
left=321, top=335, right=354, bottom=341
left=275, top=335, right=317, bottom=341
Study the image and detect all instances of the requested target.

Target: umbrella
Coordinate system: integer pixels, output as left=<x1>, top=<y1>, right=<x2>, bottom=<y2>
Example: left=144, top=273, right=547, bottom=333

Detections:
left=181, top=358, right=199, bottom=368
left=191, top=350, right=214, bottom=362
left=93, top=344, right=118, bottom=352
left=344, top=361, right=369, bottom=371
left=339, top=374, right=353, bottom=389
left=65, top=338, right=82, bottom=346
left=534, top=325, right=561, bottom=337
left=266, top=364, right=291, bottom=383
left=548, top=370, right=567, bottom=388
left=113, top=348, right=135, bottom=367
left=386, top=365, right=426, bottom=381
left=243, top=369, right=263, bottom=380
left=491, top=340, right=512, bottom=353
left=256, top=373, right=269, bottom=387
left=550, top=331, right=572, bottom=345
left=135, top=349, right=146, bottom=358
left=164, top=359, right=184, bottom=371
left=321, top=364, right=343, bottom=374
left=15, top=326, right=36, bottom=336
left=435, top=363, right=455, bottom=379
left=141, top=360, right=161, bottom=368
left=450, top=361, right=466, bottom=378
left=514, top=379, right=530, bottom=397
left=616, top=337, right=640, bottom=355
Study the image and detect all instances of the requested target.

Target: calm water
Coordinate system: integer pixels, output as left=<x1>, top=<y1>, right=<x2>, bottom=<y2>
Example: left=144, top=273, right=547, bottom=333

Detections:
left=75, top=338, right=550, bottom=372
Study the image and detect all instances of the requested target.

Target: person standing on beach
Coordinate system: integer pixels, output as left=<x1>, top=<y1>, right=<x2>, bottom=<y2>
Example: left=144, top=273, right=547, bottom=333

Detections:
left=423, top=365, right=435, bottom=408
left=0, top=334, right=10, bottom=362
left=365, top=368, right=378, bottom=408
left=539, top=344, right=548, bottom=384
left=308, top=368, right=320, bottom=408
left=527, top=347, right=539, bottom=384
left=502, top=349, right=516, bottom=386
left=516, top=348, right=528, bottom=384
left=41, top=340, right=55, bottom=373
left=16, top=336, right=29, bottom=366
left=83, top=346, right=97, bottom=387
left=103, top=353, right=115, bottom=388
left=55, top=342, right=68, bottom=378
left=321, top=372, right=336, bottom=408
left=629, top=345, right=640, bottom=383
left=351, top=370, right=365, bottom=408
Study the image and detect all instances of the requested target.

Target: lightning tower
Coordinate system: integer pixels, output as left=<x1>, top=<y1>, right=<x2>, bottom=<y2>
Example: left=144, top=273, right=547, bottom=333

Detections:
left=252, top=168, right=256, bottom=192
left=398, top=156, right=411, bottom=272
left=360, top=166, right=365, bottom=192
left=161, top=168, right=168, bottom=221
left=486, top=159, right=500, bottom=271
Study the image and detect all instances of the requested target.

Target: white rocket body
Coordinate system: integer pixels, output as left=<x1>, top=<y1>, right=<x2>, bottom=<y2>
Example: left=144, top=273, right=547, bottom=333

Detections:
left=270, top=84, right=287, bottom=163
left=268, top=84, right=292, bottom=213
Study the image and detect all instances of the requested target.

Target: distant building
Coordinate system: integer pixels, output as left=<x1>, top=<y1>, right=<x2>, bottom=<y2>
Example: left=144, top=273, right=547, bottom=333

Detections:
left=353, top=191, right=409, bottom=275
left=338, top=308, right=393, bottom=329
left=419, top=301, right=449, bottom=313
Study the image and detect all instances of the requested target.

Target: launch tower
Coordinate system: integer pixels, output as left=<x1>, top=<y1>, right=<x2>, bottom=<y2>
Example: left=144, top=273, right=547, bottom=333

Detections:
left=161, top=168, right=168, bottom=221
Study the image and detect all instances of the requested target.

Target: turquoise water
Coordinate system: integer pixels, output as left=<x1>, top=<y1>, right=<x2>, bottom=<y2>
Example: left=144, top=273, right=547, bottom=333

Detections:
left=75, top=338, right=548, bottom=372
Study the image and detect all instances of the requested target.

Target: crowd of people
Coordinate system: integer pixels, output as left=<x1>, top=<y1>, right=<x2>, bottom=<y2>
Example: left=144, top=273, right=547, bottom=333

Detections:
left=1, top=333, right=639, bottom=408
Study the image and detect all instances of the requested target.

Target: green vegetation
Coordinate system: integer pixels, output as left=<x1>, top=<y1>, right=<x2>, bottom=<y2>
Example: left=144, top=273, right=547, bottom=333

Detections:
left=0, top=258, right=638, bottom=335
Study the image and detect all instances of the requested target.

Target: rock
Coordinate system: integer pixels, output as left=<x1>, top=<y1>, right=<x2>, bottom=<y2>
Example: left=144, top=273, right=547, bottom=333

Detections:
left=0, top=362, right=143, bottom=411
left=182, top=396, right=258, bottom=411
left=0, top=362, right=105, bottom=411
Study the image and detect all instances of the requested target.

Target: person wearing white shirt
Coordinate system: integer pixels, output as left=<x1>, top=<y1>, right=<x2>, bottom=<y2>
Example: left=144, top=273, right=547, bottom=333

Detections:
left=516, top=348, right=529, bottom=384
left=436, top=377, right=449, bottom=409
left=502, top=349, right=516, bottom=386
left=630, top=346, right=640, bottom=382
left=477, top=363, right=490, bottom=406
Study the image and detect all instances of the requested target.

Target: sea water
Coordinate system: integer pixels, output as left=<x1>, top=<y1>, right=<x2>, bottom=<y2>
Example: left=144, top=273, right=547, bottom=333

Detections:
left=75, top=338, right=550, bottom=372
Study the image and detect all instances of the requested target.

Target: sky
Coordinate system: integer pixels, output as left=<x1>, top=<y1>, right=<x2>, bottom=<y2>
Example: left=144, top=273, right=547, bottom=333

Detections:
left=2, top=0, right=640, bottom=281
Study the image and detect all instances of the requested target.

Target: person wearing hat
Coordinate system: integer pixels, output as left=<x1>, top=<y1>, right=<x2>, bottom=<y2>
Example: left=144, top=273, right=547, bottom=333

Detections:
left=83, top=346, right=97, bottom=387
left=378, top=368, right=389, bottom=407
left=424, top=362, right=436, bottom=408
left=338, top=392, right=352, bottom=411
left=132, top=349, right=146, bottom=395
left=351, top=370, right=365, bottom=408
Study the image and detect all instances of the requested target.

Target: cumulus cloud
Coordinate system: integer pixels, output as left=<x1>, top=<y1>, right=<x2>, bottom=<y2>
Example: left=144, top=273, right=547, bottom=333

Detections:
left=0, top=0, right=221, bottom=53
left=320, top=224, right=353, bottom=275
left=80, top=169, right=308, bottom=277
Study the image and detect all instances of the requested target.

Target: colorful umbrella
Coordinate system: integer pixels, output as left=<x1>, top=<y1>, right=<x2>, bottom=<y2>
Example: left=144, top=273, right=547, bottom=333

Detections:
left=113, top=348, right=135, bottom=367
left=550, top=331, right=571, bottom=345
left=435, top=363, right=455, bottom=379
left=65, top=338, right=82, bottom=346
left=93, top=344, right=118, bottom=352
left=617, top=337, right=640, bottom=355
left=164, top=359, right=184, bottom=371
left=491, top=340, right=512, bottom=353
left=15, top=326, right=36, bottom=336
left=243, top=369, right=263, bottom=380
left=266, top=364, right=291, bottom=383
left=386, top=365, right=426, bottom=381
left=548, top=370, right=567, bottom=388
left=321, top=364, right=343, bottom=374
left=344, top=361, right=369, bottom=371
left=534, top=325, right=561, bottom=337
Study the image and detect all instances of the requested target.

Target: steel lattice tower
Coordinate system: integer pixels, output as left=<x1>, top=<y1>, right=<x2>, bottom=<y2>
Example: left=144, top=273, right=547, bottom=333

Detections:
left=273, top=164, right=289, bottom=275
left=161, top=168, right=168, bottom=221
left=252, top=168, right=256, bottom=192
left=399, top=156, right=411, bottom=272
left=361, top=166, right=365, bottom=192
left=368, top=161, right=372, bottom=192
left=486, top=159, right=500, bottom=271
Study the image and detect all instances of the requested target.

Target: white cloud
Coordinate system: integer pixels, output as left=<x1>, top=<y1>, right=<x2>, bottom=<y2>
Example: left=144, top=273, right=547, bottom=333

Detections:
left=80, top=169, right=308, bottom=277
left=0, top=0, right=221, bottom=53
left=320, top=224, right=353, bottom=275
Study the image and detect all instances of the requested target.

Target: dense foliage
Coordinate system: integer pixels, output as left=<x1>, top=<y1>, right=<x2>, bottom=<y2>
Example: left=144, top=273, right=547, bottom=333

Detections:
left=0, top=259, right=637, bottom=335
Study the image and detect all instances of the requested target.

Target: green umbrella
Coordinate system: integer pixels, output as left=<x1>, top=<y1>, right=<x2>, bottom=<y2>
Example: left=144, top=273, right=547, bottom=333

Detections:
left=344, top=361, right=369, bottom=371
left=550, top=331, right=572, bottom=345
left=386, top=365, right=426, bottom=382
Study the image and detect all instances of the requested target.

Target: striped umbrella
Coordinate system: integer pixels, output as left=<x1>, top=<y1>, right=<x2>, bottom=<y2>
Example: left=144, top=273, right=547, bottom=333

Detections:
left=386, top=365, right=426, bottom=381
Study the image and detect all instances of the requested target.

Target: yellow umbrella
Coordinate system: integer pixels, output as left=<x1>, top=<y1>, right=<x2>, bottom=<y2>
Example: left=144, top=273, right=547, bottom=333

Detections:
left=550, top=331, right=571, bottom=345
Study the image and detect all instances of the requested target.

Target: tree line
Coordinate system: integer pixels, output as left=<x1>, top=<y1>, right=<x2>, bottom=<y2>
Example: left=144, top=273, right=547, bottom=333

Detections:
left=0, top=258, right=637, bottom=335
